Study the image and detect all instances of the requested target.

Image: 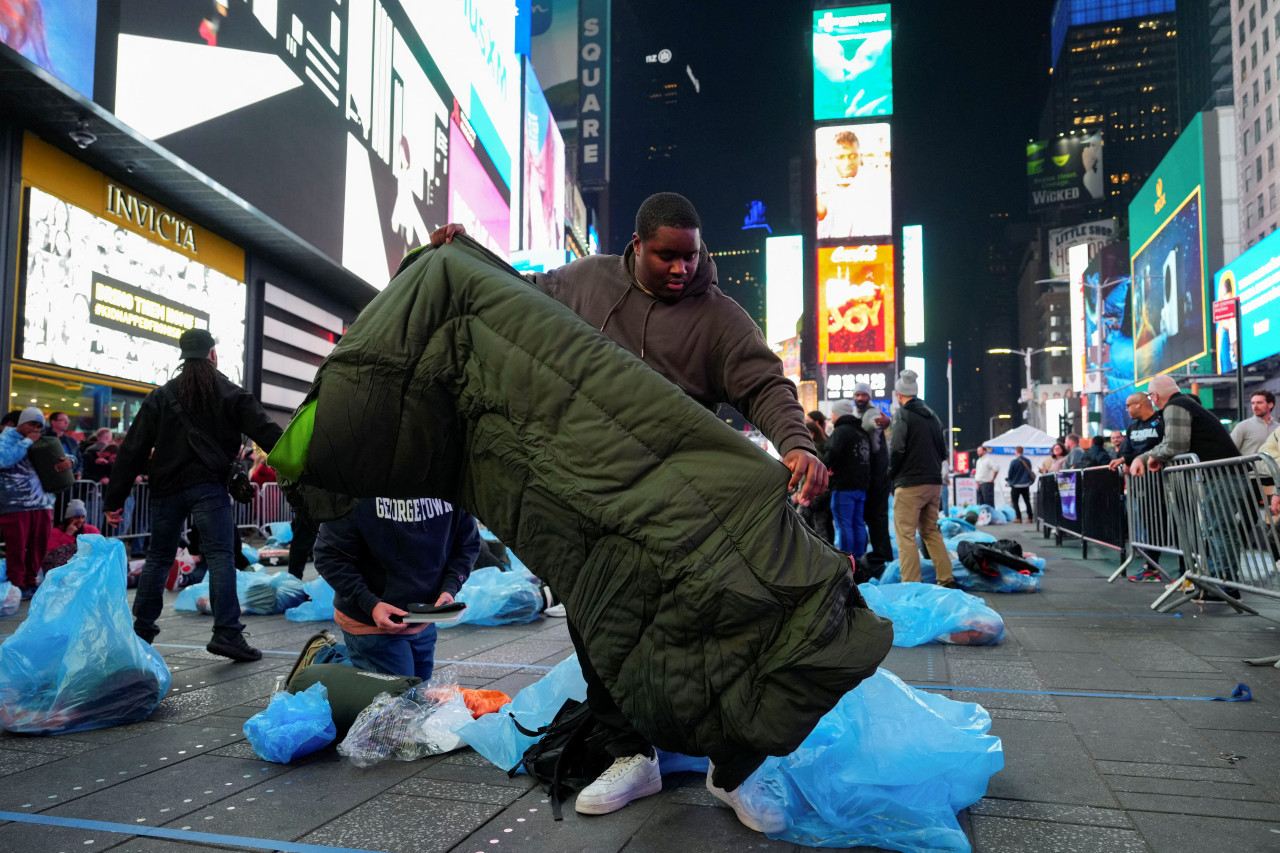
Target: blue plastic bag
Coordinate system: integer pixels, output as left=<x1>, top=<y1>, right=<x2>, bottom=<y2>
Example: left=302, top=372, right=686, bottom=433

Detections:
left=453, top=654, right=587, bottom=771
left=997, top=505, right=1017, bottom=522
left=241, top=543, right=260, bottom=564
left=859, top=582, right=1005, bottom=646
left=738, top=669, right=1004, bottom=851
left=656, top=749, right=710, bottom=775
left=176, top=571, right=305, bottom=615
left=262, top=521, right=293, bottom=545
left=268, top=572, right=307, bottom=612
left=440, top=566, right=543, bottom=628
left=0, top=536, right=172, bottom=734
left=954, top=563, right=1041, bottom=594
left=0, top=582, right=18, bottom=618
left=243, top=682, right=336, bottom=763
left=286, top=576, right=336, bottom=622
left=937, top=518, right=975, bottom=538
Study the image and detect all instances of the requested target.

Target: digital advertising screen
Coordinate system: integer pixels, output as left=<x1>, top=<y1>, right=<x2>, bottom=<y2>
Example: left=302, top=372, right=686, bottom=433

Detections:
left=1027, top=132, right=1105, bottom=212
left=1214, top=228, right=1280, bottom=368
left=1132, top=189, right=1206, bottom=386
left=449, top=114, right=511, bottom=258
left=113, top=1, right=472, bottom=289
left=824, top=361, right=892, bottom=402
left=902, top=224, right=924, bottom=344
left=4, top=0, right=96, bottom=97
left=766, top=235, right=804, bottom=348
left=817, top=243, right=896, bottom=364
left=812, top=4, right=893, bottom=120
left=1082, top=243, right=1134, bottom=430
left=21, top=187, right=246, bottom=387
left=1048, top=218, right=1118, bottom=278
left=523, top=60, right=565, bottom=254
left=816, top=123, right=892, bottom=242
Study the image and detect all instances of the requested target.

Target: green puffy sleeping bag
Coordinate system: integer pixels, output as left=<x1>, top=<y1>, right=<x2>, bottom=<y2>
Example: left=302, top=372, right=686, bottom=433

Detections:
left=269, top=236, right=893, bottom=789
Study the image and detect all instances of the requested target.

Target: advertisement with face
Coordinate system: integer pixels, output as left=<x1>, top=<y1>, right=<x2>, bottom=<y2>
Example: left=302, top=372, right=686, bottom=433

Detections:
left=449, top=114, right=511, bottom=258
left=3, top=0, right=95, bottom=97
left=113, top=1, right=460, bottom=289
left=1027, top=132, right=1105, bottom=212
left=816, top=123, right=892, bottom=242
left=530, top=0, right=580, bottom=142
left=1132, top=189, right=1206, bottom=385
left=523, top=60, right=565, bottom=254
left=1211, top=227, right=1280, bottom=369
left=812, top=4, right=893, bottom=120
left=817, top=244, right=895, bottom=364
left=21, top=187, right=246, bottom=387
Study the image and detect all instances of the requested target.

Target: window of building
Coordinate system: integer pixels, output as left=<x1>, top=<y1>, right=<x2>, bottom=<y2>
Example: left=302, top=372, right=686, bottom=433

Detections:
left=1257, top=116, right=1264, bottom=141
left=1245, top=127, right=1253, bottom=151
left=1261, top=192, right=1267, bottom=217
left=1268, top=27, right=1274, bottom=52
left=1259, top=155, right=1265, bottom=183
left=1248, top=165, right=1255, bottom=190
left=1271, top=184, right=1277, bottom=210
left=1270, top=104, right=1275, bottom=130
left=1268, top=67, right=1273, bottom=92
left=1248, top=201, right=1256, bottom=228
left=1257, top=80, right=1263, bottom=105
left=1244, top=21, right=1249, bottom=45
left=1254, top=42, right=1260, bottom=69
left=1245, top=57, right=1250, bottom=81
left=1252, top=6, right=1259, bottom=30
left=1270, top=143, right=1276, bottom=170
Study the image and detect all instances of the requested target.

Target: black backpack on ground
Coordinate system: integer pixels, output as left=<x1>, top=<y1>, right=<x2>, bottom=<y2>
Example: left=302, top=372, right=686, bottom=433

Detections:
left=957, top=540, right=1041, bottom=577
left=509, top=698, right=615, bottom=820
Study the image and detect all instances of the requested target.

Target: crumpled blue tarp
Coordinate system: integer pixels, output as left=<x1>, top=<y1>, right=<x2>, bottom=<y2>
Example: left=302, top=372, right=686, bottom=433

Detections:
left=738, top=669, right=1004, bottom=851
left=860, top=582, right=1005, bottom=646
left=285, top=576, right=336, bottom=622
left=175, top=570, right=307, bottom=615
left=440, top=566, right=543, bottom=628
left=0, top=536, right=171, bottom=733
left=243, top=682, right=335, bottom=763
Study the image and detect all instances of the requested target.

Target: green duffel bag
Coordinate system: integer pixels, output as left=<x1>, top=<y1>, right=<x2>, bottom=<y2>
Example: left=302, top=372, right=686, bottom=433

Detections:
left=27, top=436, right=74, bottom=493
left=287, top=663, right=420, bottom=739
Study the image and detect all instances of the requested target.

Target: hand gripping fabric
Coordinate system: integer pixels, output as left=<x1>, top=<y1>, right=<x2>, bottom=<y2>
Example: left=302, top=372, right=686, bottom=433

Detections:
left=268, top=236, right=894, bottom=789
left=0, top=536, right=171, bottom=734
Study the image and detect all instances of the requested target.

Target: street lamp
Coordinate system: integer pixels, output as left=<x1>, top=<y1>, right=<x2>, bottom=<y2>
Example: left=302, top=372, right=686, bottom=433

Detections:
left=989, top=414, right=1011, bottom=440
left=987, top=346, right=1069, bottom=429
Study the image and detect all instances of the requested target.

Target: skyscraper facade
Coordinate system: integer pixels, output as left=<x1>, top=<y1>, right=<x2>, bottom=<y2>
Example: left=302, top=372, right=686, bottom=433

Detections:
left=1233, top=0, right=1280, bottom=247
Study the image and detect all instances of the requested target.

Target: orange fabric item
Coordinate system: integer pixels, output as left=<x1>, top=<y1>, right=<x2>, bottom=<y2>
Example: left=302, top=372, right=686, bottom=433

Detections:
left=461, top=688, right=511, bottom=719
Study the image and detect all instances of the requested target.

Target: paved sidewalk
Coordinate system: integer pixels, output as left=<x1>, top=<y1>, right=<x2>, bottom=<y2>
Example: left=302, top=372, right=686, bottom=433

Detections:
left=0, top=528, right=1278, bottom=852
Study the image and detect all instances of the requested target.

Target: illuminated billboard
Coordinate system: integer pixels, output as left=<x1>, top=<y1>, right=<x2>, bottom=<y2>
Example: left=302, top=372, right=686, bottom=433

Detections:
left=816, top=123, right=892, bottom=242
left=1082, top=243, right=1134, bottom=430
left=523, top=60, right=565, bottom=254
left=1129, top=113, right=1211, bottom=386
left=1132, top=190, right=1206, bottom=385
left=817, top=244, right=895, bottom=364
left=1068, top=243, right=1089, bottom=391
left=1048, top=218, right=1118, bottom=278
left=1027, top=132, right=1105, bottom=212
left=4, top=0, right=95, bottom=98
left=21, top=187, right=246, bottom=387
left=449, top=112, right=511, bottom=258
left=1214, top=228, right=1280, bottom=368
left=903, top=224, right=924, bottom=344
left=813, top=4, right=893, bottom=120
left=766, top=235, right=804, bottom=347
left=825, top=362, right=892, bottom=402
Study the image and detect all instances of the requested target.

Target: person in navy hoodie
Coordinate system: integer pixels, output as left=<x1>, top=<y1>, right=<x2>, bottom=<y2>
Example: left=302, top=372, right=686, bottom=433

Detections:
left=313, top=496, right=480, bottom=680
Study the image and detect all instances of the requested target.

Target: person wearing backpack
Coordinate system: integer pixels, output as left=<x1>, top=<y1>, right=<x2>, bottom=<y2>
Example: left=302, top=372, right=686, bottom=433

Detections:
left=105, top=329, right=282, bottom=661
left=1005, top=445, right=1036, bottom=523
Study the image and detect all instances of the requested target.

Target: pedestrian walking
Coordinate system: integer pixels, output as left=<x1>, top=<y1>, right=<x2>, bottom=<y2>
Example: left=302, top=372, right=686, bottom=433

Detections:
left=887, top=370, right=956, bottom=588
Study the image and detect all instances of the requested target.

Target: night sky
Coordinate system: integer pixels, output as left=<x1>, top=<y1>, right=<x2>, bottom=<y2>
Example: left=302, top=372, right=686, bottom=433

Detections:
left=616, top=0, right=1058, bottom=435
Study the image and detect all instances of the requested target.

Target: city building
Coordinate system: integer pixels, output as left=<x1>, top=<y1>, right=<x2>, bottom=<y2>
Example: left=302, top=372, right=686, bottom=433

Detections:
left=1178, top=0, right=1234, bottom=123
left=711, top=244, right=767, bottom=334
left=1232, top=0, right=1280, bottom=247
left=1043, top=0, right=1180, bottom=219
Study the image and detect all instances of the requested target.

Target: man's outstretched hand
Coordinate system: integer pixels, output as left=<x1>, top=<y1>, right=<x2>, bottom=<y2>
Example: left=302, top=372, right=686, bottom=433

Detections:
left=784, top=449, right=828, bottom=506
left=429, top=223, right=467, bottom=247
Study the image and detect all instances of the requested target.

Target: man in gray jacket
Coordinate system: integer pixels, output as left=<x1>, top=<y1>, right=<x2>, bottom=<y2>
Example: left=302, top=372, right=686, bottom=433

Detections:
left=888, top=370, right=956, bottom=588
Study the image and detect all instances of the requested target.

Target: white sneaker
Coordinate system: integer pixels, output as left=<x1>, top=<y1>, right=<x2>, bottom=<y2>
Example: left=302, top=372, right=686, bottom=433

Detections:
left=706, top=764, right=787, bottom=834
left=574, top=753, right=662, bottom=815
left=544, top=603, right=567, bottom=618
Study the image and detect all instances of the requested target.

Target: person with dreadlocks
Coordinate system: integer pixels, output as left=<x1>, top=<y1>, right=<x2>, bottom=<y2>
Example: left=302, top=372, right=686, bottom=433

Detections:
left=105, top=329, right=282, bottom=661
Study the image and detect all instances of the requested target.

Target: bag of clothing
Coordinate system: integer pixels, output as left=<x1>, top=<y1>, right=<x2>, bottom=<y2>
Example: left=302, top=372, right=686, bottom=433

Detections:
left=453, top=654, right=587, bottom=773
left=737, top=669, right=1003, bottom=850
left=337, top=680, right=467, bottom=767
left=439, top=566, right=543, bottom=628
left=285, top=576, right=336, bottom=622
left=0, top=536, right=171, bottom=733
left=954, top=563, right=1042, bottom=594
left=243, top=682, right=336, bottom=763
left=859, top=582, right=1005, bottom=647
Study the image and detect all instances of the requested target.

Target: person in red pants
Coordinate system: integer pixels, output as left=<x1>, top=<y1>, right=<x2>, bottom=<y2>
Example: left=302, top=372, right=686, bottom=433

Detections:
left=0, top=408, right=67, bottom=597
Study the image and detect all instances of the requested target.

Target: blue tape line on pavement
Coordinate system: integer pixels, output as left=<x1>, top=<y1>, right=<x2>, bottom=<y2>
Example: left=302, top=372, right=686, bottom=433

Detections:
left=999, top=612, right=1184, bottom=618
left=912, top=683, right=1252, bottom=702
left=0, top=811, right=383, bottom=853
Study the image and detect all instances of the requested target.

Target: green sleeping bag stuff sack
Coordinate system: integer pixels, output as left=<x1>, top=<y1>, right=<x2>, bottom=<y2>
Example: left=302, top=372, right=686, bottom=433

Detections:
left=287, top=664, right=420, bottom=740
left=28, top=436, right=74, bottom=493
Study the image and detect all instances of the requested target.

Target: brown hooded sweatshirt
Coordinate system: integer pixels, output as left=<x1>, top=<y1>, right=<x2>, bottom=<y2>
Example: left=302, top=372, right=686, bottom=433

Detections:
left=528, top=242, right=815, bottom=458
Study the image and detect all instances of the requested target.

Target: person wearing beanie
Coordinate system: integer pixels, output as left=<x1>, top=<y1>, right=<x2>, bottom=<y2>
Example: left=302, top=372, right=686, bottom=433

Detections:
left=852, top=384, right=894, bottom=575
left=104, top=328, right=283, bottom=662
left=41, top=497, right=102, bottom=573
left=0, top=407, right=70, bottom=597
left=887, top=370, right=957, bottom=588
left=825, top=398, right=872, bottom=558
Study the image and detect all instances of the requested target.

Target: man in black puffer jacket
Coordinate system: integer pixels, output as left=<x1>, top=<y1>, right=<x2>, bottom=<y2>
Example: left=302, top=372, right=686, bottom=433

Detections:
left=888, top=370, right=956, bottom=588
left=825, top=399, right=871, bottom=558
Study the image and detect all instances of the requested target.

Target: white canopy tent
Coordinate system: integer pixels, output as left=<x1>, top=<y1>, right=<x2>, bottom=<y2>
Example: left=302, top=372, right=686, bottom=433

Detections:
left=973, top=424, right=1058, bottom=507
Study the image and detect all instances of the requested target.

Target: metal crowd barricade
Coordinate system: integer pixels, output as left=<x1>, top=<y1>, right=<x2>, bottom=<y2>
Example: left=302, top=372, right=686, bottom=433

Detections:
left=1150, top=454, right=1280, bottom=627
left=1108, top=453, right=1200, bottom=584
left=1038, top=465, right=1127, bottom=558
left=255, top=482, right=294, bottom=533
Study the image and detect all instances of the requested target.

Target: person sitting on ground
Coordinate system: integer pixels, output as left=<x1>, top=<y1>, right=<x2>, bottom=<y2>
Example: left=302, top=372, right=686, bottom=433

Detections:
left=41, top=499, right=100, bottom=572
left=307, top=496, right=480, bottom=680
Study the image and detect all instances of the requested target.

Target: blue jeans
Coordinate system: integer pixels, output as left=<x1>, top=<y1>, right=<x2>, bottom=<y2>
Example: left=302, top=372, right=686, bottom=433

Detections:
left=831, top=489, right=868, bottom=558
left=133, top=483, right=241, bottom=641
left=316, top=626, right=439, bottom=681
